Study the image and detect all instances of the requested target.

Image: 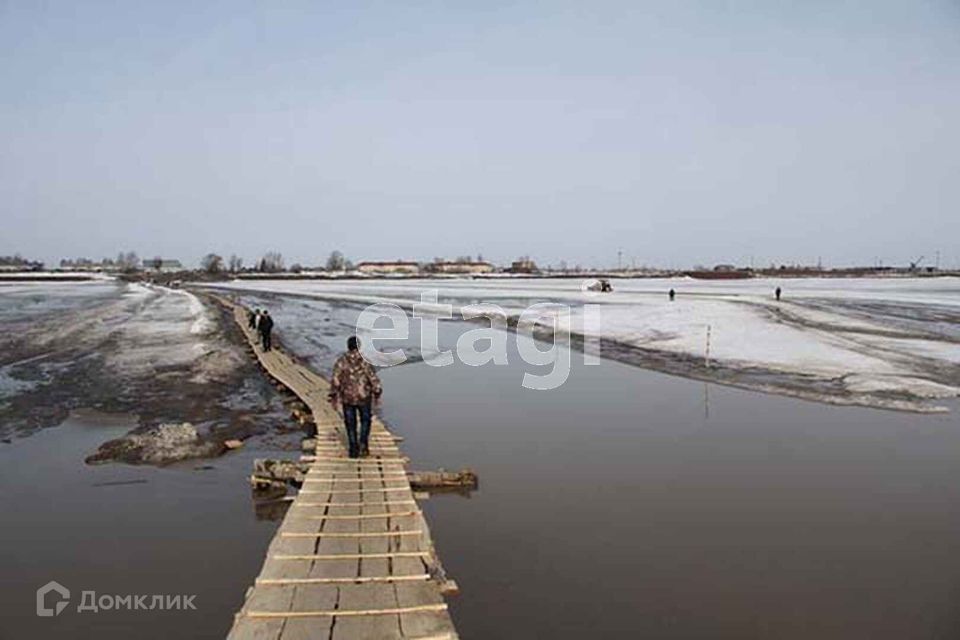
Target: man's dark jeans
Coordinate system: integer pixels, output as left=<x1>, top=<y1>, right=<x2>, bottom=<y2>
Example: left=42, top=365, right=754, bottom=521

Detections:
left=342, top=402, right=372, bottom=458
left=260, top=331, right=272, bottom=351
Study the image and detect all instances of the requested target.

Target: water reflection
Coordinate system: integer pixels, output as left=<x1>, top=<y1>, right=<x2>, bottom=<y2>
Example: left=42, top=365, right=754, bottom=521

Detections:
left=381, top=340, right=960, bottom=639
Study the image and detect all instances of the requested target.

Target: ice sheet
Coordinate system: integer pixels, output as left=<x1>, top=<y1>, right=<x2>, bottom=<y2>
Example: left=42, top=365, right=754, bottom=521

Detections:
left=204, top=276, right=960, bottom=410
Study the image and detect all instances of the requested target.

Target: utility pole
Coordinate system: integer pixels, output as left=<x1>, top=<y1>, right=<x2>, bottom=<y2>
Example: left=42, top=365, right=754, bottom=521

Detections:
left=936, top=250, right=940, bottom=270
left=617, top=249, right=622, bottom=271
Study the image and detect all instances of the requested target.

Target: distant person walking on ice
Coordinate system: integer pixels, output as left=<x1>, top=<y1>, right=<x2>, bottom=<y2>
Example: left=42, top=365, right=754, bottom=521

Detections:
left=669, top=288, right=676, bottom=301
left=329, top=336, right=383, bottom=458
left=258, top=310, right=274, bottom=351
left=775, top=287, right=782, bottom=301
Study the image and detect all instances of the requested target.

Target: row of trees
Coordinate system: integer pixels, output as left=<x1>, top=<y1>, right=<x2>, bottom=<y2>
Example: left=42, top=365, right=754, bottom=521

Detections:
left=58, top=252, right=140, bottom=272
left=201, top=253, right=241, bottom=274
left=0, top=253, right=36, bottom=266
left=0, top=254, right=44, bottom=270
left=432, top=254, right=485, bottom=264
left=47, top=249, right=355, bottom=274
left=199, top=251, right=354, bottom=274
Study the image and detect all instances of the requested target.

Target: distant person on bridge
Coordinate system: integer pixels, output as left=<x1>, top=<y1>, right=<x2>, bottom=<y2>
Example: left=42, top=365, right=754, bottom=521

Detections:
left=258, top=310, right=274, bottom=351
left=248, top=308, right=258, bottom=329
left=775, top=286, right=782, bottom=301
left=329, top=336, right=383, bottom=458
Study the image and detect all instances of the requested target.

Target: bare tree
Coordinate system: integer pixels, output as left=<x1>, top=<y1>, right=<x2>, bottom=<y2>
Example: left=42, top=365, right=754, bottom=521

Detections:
left=325, top=251, right=347, bottom=271
left=259, top=251, right=284, bottom=273
left=201, top=253, right=224, bottom=274
left=228, top=254, right=243, bottom=273
left=117, top=251, right=140, bottom=272
left=289, top=263, right=303, bottom=274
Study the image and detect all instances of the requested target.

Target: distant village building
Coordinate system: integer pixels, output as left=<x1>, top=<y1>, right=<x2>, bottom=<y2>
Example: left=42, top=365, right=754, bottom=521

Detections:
left=686, top=263, right=753, bottom=280
left=509, top=257, right=539, bottom=274
left=356, top=260, right=421, bottom=275
left=426, top=260, right=495, bottom=275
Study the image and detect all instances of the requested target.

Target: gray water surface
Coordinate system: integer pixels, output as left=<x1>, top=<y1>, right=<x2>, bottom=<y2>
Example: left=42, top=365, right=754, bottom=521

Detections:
left=0, top=412, right=281, bottom=639
left=380, top=348, right=960, bottom=639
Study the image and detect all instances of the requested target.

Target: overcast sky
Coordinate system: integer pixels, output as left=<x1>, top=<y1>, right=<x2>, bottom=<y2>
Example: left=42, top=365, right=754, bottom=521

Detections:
left=2, top=1, right=958, bottom=269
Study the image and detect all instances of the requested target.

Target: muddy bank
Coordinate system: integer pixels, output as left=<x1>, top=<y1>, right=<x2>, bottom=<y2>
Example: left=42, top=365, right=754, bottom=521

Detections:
left=0, top=282, right=294, bottom=464
left=591, top=334, right=951, bottom=413
left=87, top=422, right=229, bottom=465
left=514, top=314, right=954, bottom=413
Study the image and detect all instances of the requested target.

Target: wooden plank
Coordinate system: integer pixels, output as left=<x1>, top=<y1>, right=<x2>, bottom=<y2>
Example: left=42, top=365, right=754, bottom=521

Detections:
left=305, top=472, right=408, bottom=478
left=334, top=463, right=403, bottom=640
left=293, top=512, right=420, bottom=521
left=230, top=533, right=318, bottom=640
left=302, top=476, right=410, bottom=482
left=280, top=584, right=337, bottom=640
left=302, top=457, right=411, bottom=463
left=394, top=502, right=456, bottom=637
left=257, top=575, right=430, bottom=586
left=280, top=531, right=423, bottom=538
left=249, top=604, right=448, bottom=618
left=274, top=552, right=430, bottom=560
left=293, top=501, right=418, bottom=508
left=279, top=482, right=352, bottom=640
left=299, top=488, right=415, bottom=495
left=307, top=464, right=406, bottom=470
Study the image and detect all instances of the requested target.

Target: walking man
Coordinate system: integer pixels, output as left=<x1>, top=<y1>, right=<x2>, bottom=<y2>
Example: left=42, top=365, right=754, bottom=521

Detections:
left=669, top=288, right=676, bottom=301
left=247, top=308, right=258, bottom=329
left=329, top=336, right=382, bottom=458
left=775, top=286, right=782, bottom=301
left=258, top=310, right=274, bottom=351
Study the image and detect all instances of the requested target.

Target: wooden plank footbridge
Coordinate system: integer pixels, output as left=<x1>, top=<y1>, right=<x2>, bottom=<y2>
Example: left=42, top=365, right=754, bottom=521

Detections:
left=219, top=298, right=460, bottom=640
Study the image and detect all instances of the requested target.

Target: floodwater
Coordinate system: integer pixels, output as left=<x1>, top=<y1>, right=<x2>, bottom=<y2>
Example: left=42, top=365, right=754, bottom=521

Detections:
left=3, top=288, right=960, bottom=638
left=380, top=343, right=960, bottom=639
left=0, top=411, right=281, bottom=639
